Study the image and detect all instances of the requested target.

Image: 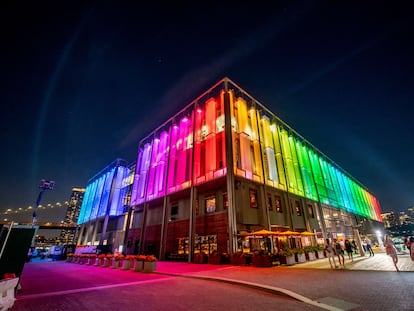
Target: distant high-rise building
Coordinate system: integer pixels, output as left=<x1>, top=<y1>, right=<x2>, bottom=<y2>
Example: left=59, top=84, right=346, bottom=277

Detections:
left=381, top=211, right=398, bottom=228
left=407, top=207, right=414, bottom=224
left=60, top=188, right=85, bottom=244
left=399, top=211, right=411, bottom=226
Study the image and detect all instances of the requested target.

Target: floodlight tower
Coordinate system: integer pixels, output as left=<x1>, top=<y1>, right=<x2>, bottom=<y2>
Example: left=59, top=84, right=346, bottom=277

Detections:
left=32, top=179, right=55, bottom=227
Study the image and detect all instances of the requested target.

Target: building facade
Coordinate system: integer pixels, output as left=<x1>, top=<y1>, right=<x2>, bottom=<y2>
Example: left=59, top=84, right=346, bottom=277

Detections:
left=76, top=159, right=134, bottom=253
left=76, top=78, right=383, bottom=260
left=124, top=78, right=382, bottom=260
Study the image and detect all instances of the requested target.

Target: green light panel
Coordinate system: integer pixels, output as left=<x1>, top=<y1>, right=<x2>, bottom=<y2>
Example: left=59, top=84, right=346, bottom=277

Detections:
left=280, top=129, right=302, bottom=195
left=308, top=150, right=329, bottom=204
left=288, top=135, right=305, bottom=196
left=319, top=158, right=338, bottom=207
left=271, top=123, right=287, bottom=190
left=333, top=168, right=352, bottom=212
left=295, top=140, right=318, bottom=200
left=328, top=164, right=345, bottom=209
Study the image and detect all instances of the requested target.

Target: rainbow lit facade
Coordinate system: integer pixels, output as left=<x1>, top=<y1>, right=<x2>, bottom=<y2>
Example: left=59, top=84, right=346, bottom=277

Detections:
left=130, top=79, right=382, bottom=222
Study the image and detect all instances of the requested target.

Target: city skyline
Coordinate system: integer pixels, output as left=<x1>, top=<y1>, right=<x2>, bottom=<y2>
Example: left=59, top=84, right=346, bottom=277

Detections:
left=1, top=2, right=413, bottom=214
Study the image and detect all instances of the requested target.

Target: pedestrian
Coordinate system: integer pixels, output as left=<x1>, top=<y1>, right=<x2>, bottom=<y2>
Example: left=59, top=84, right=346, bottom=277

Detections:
left=27, top=247, right=34, bottom=262
left=403, top=236, right=409, bottom=251
left=344, top=239, right=354, bottom=262
left=351, top=240, right=358, bottom=254
left=364, top=237, right=374, bottom=256
left=383, top=234, right=399, bottom=271
left=333, top=238, right=345, bottom=267
left=410, top=237, right=414, bottom=262
left=406, top=236, right=412, bottom=252
left=324, top=238, right=337, bottom=269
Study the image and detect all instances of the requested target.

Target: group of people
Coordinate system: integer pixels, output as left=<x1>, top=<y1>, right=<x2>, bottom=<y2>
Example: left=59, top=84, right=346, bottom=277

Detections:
left=362, top=237, right=375, bottom=256
left=325, top=235, right=414, bottom=272
left=324, top=238, right=357, bottom=269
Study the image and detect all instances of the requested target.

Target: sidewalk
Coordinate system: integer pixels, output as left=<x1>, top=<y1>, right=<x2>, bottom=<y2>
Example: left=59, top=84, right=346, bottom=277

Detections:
left=13, top=250, right=414, bottom=311
left=288, top=250, right=414, bottom=271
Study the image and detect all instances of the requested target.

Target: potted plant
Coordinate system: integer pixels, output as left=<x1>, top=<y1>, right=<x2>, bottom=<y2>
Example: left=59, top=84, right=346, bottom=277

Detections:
left=103, top=254, right=113, bottom=267
left=252, top=250, right=273, bottom=267
left=143, top=255, right=157, bottom=273
left=112, top=254, right=125, bottom=269
left=304, top=246, right=317, bottom=261
left=134, top=255, right=147, bottom=272
left=293, top=248, right=306, bottom=263
left=277, top=248, right=295, bottom=265
left=122, top=255, right=136, bottom=270
left=314, top=245, right=325, bottom=259
left=95, top=253, right=106, bottom=266
left=86, top=254, right=97, bottom=265
left=231, top=252, right=249, bottom=266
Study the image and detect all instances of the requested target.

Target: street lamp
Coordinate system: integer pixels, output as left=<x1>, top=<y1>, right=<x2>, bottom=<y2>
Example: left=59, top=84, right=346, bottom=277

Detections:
left=32, top=179, right=55, bottom=227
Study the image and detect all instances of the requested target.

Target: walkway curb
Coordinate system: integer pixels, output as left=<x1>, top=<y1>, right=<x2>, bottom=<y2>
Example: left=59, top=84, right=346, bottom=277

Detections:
left=155, top=271, right=342, bottom=311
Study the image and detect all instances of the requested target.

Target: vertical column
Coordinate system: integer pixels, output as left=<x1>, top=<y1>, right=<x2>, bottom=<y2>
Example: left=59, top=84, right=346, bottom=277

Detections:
left=253, top=108, right=271, bottom=231
left=159, top=195, right=169, bottom=260
left=99, top=166, right=119, bottom=246
left=77, top=224, right=85, bottom=245
left=159, top=124, right=174, bottom=260
left=223, top=83, right=238, bottom=255
left=189, top=103, right=197, bottom=262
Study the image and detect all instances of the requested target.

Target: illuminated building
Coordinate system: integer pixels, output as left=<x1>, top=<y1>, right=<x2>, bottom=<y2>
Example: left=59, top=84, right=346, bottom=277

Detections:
left=76, top=159, right=134, bottom=250
left=59, top=188, right=85, bottom=244
left=75, top=78, right=382, bottom=258
left=123, top=78, right=382, bottom=260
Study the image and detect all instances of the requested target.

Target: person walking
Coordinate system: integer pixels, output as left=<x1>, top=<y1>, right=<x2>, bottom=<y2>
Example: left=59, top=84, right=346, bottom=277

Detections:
left=364, top=237, right=375, bottom=256
left=383, top=234, right=399, bottom=271
left=344, top=239, right=354, bottom=262
left=351, top=240, right=358, bottom=254
left=324, top=238, right=337, bottom=269
left=333, top=239, right=345, bottom=267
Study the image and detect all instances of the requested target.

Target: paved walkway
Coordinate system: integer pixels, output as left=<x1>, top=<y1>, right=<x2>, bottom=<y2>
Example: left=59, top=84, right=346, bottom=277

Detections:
left=289, top=250, right=414, bottom=272
left=12, top=250, right=414, bottom=311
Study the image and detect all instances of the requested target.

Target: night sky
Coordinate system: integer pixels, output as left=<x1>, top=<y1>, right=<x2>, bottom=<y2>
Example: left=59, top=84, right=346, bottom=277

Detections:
left=1, top=1, right=413, bottom=215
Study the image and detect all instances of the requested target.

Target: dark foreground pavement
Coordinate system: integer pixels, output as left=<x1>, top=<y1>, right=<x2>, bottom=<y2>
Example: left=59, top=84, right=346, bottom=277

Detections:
left=12, top=252, right=414, bottom=311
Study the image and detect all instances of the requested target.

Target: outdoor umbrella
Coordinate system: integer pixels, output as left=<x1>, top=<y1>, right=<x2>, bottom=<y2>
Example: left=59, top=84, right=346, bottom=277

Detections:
left=250, top=229, right=280, bottom=236
left=277, top=230, right=301, bottom=236
left=300, top=231, right=316, bottom=236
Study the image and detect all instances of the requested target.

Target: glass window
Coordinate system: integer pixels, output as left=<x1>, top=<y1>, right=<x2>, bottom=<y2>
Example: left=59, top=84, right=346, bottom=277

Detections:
left=308, top=204, right=315, bottom=218
left=250, top=189, right=258, bottom=208
left=171, top=204, right=179, bottom=215
left=223, top=193, right=228, bottom=209
left=275, top=195, right=282, bottom=213
left=206, top=197, right=216, bottom=213
left=195, top=199, right=199, bottom=215
left=267, top=194, right=272, bottom=210
left=295, top=201, right=302, bottom=216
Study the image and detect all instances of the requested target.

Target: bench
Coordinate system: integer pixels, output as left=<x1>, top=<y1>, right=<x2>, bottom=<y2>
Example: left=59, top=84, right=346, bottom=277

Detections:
left=0, top=277, right=19, bottom=311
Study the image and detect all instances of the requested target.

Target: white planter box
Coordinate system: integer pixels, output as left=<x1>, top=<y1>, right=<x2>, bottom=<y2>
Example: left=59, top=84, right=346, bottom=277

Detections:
left=143, top=261, right=157, bottom=273
left=134, top=260, right=144, bottom=272
left=122, top=260, right=133, bottom=270
left=295, top=253, right=306, bottom=263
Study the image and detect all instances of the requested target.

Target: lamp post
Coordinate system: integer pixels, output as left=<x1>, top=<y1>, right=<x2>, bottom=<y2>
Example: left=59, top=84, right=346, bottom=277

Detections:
left=32, top=179, right=55, bottom=227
